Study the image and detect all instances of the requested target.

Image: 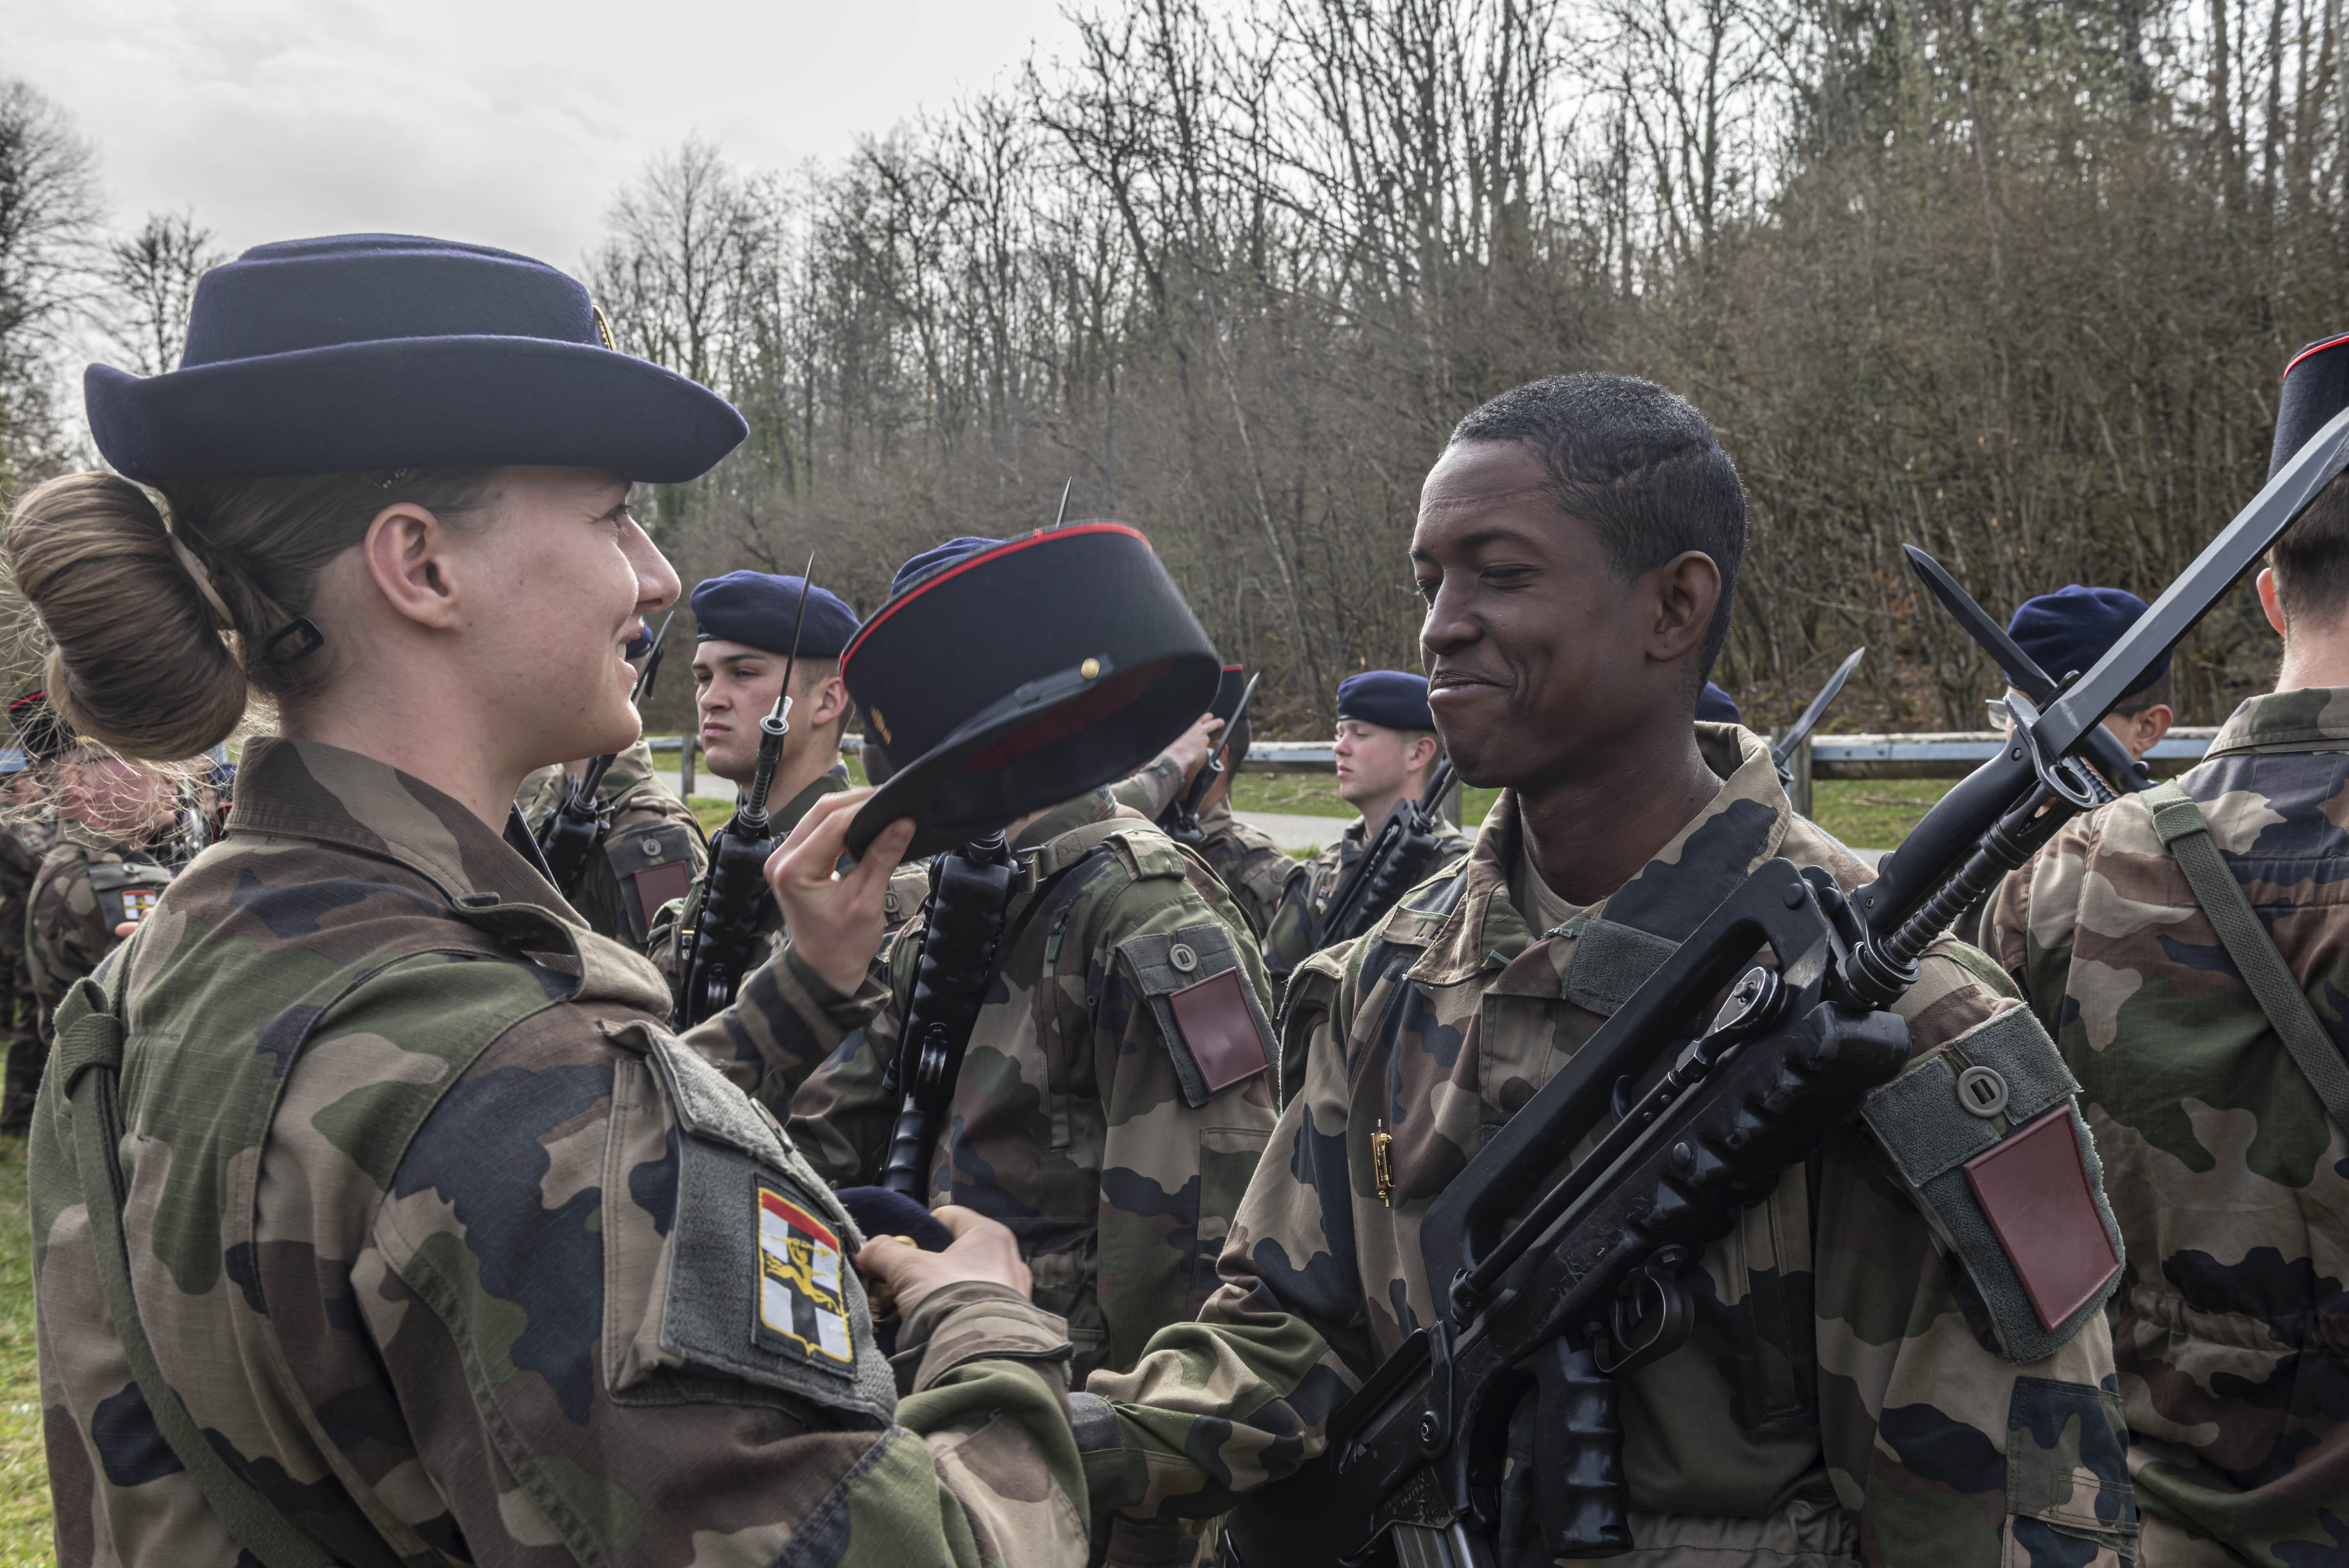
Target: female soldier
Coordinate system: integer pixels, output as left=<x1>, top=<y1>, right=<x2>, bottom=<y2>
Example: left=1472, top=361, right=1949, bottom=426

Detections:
left=16, top=235, right=1086, bottom=1568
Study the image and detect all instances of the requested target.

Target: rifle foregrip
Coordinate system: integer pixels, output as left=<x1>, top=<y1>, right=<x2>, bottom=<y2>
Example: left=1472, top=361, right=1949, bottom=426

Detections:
left=1532, top=1338, right=1631, bottom=1558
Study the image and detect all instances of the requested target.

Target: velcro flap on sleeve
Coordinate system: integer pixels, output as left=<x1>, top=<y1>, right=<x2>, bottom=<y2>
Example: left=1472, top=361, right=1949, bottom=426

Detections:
left=1860, top=1005, right=2121, bottom=1363
left=1119, top=923, right=1275, bottom=1107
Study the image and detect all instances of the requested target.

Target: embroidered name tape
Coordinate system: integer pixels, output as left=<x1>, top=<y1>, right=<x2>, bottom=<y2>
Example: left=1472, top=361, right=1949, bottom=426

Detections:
left=757, top=1182, right=854, bottom=1368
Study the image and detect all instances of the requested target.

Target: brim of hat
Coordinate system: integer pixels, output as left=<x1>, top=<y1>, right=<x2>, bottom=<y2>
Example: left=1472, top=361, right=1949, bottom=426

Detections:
left=845, top=653, right=1216, bottom=861
left=87, top=336, right=747, bottom=485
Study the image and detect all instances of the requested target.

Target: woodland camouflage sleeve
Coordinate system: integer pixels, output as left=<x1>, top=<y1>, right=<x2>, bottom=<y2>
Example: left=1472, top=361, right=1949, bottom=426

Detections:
left=1108, top=754, right=1186, bottom=820
left=27, top=862, right=113, bottom=1016
left=785, top=930, right=914, bottom=1185
left=1821, top=946, right=2135, bottom=1566
left=678, top=936, right=888, bottom=1109
left=366, top=1009, right=1089, bottom=1568
left=1083, top=938, right=1375, bottom=1529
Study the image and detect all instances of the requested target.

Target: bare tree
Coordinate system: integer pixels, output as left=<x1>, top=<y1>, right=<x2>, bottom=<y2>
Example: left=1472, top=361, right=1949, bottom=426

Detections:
left=99, top=210, right=223, bottom=376
left=0, top=78, right=102, bottom=485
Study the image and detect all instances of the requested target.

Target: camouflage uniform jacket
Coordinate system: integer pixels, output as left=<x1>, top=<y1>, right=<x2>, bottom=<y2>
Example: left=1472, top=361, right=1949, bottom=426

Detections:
left=1093, top=725, right=2136, bottom=1568
left=1262, top=806, right=1474, bottom=977
left=0, top=812, right=52, bottom=951
left=26, top=819, right=173, bottom=1049
left=30, top=737, right=1090, bottom=1568
left=1982, top=686, right=2349, bottom=1568
left=1104, top=763, right=1299, bottom=940
left=790, top=789, right=1283, bottom=1384
left=519, top=737, right=708, bottom=950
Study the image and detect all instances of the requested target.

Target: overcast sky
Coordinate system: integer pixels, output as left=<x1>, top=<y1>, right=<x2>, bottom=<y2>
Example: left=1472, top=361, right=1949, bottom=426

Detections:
left=5, top=0, right=1076, bottom=274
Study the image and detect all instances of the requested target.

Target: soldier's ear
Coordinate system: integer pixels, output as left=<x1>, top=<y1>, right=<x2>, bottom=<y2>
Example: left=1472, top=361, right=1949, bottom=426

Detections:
left=2257, top=567, right=2291, bottom=637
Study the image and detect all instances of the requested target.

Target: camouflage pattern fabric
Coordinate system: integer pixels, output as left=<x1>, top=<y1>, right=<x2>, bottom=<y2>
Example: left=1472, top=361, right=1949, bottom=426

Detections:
left=1182, top=805, right=1299, bottom=941
left=1091, top=724, right=2136, bottom=1568
left=0, top=813, right=51, bottom=1128
left=652, top=762, right=847, bottom=990
left=1108, top=753, right=1188, bottom=821
left=30, top=736, right=1091, bottom=1568
left=25, top=820, right=171, bottom=1052
left=788, top=789, right=1282, bottom=1384
left=1982, top=686, right=2349, bottom=1568
left=1261, top=806, right=1473, bottom=977
left=518, top=736, right=708, bottom=950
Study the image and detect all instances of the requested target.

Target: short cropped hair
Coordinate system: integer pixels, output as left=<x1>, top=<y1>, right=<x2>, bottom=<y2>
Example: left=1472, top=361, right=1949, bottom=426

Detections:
left=1448, top=373, right=1748, bottom=679
left=2114, top=669, right=2171, bottom=716
left=2271, top=470, right=2349, bottom=632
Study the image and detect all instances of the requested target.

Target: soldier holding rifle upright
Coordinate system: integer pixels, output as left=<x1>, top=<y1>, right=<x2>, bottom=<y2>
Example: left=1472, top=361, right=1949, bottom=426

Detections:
left=1980, top=334, right=2349, bottom=1568
left=1085, top=374, right=2133, bottom=1566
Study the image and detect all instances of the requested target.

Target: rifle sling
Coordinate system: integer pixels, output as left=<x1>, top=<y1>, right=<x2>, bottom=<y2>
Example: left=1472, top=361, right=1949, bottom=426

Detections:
left=2144, top=780, right=2349, bottom=1130
left=53, top=956, right=343, bottom=1568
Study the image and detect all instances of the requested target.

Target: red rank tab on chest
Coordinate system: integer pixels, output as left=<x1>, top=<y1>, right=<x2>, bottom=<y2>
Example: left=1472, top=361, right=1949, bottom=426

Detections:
left=1963, top=1107, right=2121, bottom=1331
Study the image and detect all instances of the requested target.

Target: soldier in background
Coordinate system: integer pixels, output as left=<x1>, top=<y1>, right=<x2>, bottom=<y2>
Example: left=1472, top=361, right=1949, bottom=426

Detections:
left=1262, top=670, right=1471, bottom=973
left=518, top=735, right=707, bottom=949
left=1156, top=710, right=1296, bottom=939
left=1978, top=335, right=2349, bottom=1567
left=25, top=741, right=176, bottom=1054
left=1998, top=584, right=2176, bottom=764
left=659, top=568, right=859, bottom=978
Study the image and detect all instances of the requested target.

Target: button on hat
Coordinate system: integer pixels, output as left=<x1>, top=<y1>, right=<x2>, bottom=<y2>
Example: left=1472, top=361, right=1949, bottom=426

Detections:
left=1336, top=670, right=1435, bottom=732
left=691, top=571, right=859, bottom=659
left=2006, top=584, right=2169, bottom=694
left=84, top=233, right=747, bottom=485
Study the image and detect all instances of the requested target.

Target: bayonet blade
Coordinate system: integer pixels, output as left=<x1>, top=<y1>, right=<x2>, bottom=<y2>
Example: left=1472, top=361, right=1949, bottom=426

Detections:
left=1053, top=478, right=1073, bottom=529
left=1902, top=547, right=2057, bottom=702
left=1770, top=646, right=1866, bottom=770
left=2036, top=403, right=2349, bottom=760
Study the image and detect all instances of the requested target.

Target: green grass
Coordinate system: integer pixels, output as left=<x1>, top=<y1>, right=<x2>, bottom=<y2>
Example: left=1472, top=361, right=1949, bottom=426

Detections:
left=0, top=1135, right=48, bottom=1563
left=1806, top=778, right=1957, bottom=849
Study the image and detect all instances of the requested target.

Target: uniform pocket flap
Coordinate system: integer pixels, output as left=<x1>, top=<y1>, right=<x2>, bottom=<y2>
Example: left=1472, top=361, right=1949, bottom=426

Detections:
left=2007, top=1377, right=2138, bottom=1552
left=1119, top=923, right=1275, bottom=1108
left=643, top=1024, right=790, bottom=1166
left=1966, top=1108, right=2122, bottom=1332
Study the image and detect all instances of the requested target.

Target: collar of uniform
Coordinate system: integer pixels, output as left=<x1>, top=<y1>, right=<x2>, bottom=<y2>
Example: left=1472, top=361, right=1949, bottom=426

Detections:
left=1012, top=787, right=1123, bottom=853
left=2203, top=687, right=2349, bottom=755
left=228, top=736, right=586, bottom=916
left=1404, top=723, right=1789, bottom=993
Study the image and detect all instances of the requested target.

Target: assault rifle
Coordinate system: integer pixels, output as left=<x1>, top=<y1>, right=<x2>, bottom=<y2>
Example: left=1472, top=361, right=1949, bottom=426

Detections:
left=875, top=834, right=1019, bottom=1196
left=1220, top=404, right=2349, bottom=1568
left=672, top=563, right=815, bottom=1028
left=1314, top=758, right=1459, bottom=951
left=537, top=612, right=675, bottom=896
left=1162, top=672, right=1260, bottom=845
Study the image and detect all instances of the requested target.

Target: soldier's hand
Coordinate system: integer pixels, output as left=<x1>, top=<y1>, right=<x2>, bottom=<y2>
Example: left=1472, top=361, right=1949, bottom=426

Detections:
left=853, top=1205, right=1032, bottom=1314
left=1164, top=710, right=1225, bottom=790
left=766, top=788, right=916, bottom=996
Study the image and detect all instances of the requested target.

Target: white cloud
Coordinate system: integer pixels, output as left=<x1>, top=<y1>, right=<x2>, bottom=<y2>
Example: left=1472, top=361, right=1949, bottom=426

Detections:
left=6, top=0, right=1070, bottom=273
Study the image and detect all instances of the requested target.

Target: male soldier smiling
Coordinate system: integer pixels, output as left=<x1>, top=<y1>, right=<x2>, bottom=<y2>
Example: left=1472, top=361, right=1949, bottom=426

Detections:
left=1087, top=374, right=2134, bottom=1567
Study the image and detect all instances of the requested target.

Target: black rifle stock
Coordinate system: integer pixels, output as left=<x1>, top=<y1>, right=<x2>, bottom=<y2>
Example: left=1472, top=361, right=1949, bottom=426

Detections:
left=1221, top=404, right=2349, bottom=1568
left=672, top=567, right=815, bottom=1028
left=1315, top=759, right=1458, bottom=950
left=877, top=834, right=1018, bottom=1195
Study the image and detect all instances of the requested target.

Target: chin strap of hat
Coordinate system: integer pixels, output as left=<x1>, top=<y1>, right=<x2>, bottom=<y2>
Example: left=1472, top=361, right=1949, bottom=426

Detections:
left=52, top=959, right=346, bottom=1568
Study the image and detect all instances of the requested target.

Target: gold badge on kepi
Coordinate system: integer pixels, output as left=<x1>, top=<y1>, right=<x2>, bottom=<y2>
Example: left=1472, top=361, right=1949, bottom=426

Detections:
left=756, top=1181, right=854, bottom=1369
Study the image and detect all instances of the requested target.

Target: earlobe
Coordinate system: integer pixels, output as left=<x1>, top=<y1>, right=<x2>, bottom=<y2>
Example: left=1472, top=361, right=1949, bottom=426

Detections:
left=2256, top=568, right=2291, bottom=637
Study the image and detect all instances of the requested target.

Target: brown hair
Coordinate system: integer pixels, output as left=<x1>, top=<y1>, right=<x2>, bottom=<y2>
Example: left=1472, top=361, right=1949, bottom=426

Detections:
left=4, top=468, right=496, bottom=761
left=2270, top=470, right=2349, bottom=633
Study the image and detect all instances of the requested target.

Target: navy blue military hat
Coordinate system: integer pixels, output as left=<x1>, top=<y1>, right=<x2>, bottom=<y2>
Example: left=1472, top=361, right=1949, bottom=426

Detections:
left=1695, top=682, right=1742, bottom=724
left=843, top=524, right=1221, bottom=858
left=690, top=570, right=859, bottom=659
left=2008, top=585, right=2170, bottom=693
left=84, top=234, right=746, bottom=485
left=1335, top=670, right=1435, bottom=732
left=2272, top=332, right=2349, bottom=479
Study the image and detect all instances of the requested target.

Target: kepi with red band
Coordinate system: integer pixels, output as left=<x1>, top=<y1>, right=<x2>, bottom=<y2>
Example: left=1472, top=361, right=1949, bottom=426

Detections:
left=843, top=524, right=1221, bottom=858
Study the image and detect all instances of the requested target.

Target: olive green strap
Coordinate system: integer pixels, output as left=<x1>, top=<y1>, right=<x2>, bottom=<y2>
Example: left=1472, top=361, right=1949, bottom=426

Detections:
left=52, top=973, right=341, bottom=1568
left=2144, top=781, right=2349, bottom=1130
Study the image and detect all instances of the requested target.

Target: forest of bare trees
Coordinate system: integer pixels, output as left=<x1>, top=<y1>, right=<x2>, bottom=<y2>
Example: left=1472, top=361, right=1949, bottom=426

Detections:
left=9, top=0, right=2349, bottom=733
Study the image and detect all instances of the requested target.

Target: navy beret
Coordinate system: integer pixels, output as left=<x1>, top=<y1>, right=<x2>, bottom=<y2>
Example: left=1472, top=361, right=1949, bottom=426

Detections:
left=2007, top=584, right=2170, bottom=694
left=1695, top=682, right=1741, bottom=724
left=1336, top=670, right=1435, bottom=731
left=891, top=536, right=1007, bottom=600
left=691, top=571, right=859, bottom=659
left=831, top=1185, right=954, bottom=1253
